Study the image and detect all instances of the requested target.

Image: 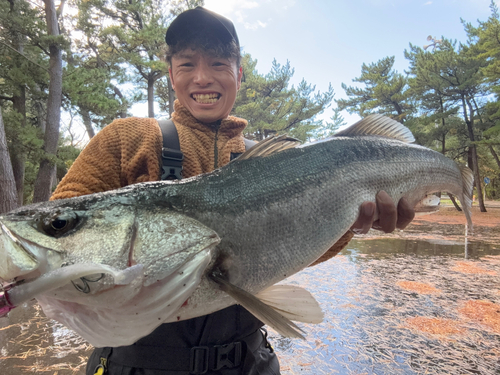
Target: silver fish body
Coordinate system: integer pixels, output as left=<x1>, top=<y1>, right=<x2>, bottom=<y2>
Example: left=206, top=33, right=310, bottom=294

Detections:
left=0, top=115, right=473, bottom=346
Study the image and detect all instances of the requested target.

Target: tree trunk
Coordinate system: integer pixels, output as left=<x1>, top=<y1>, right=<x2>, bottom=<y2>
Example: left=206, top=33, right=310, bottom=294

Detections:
left=11, top=91, right=26, bottom=205
left=462, top=96, right=486, bottom=212
left=112, top=84, right=128, bottom=118
left=168, top=76, right=175, bottom=116
left=10, top=11, right=27, bottom=205
left=148, top=76, right=155, bottom=118
left=9, top=149, right=25, bottom=206
left=440, top=99, right=446, bottom=155
left=34, top=99, right=47, bottom=134
left=0, top=108, right=18, bottom=213
left=33, top=0, right=63, bottom=203
left=80, top=108, right=95, bottom=138
left=448, top=194, right=462, bottom=212
left=488, top=145, right=500, bottom=170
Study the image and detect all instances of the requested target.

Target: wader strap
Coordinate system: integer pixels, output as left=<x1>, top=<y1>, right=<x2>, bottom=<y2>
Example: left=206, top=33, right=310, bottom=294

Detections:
left=158, top=119, right=256, bottom=177
left=158, top=119, right=184, bottom=180
left=108, top=329, right=263, bottom=373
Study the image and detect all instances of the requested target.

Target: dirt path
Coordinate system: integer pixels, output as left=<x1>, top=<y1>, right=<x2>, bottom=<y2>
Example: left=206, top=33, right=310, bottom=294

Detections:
left=413, top=205, right=500, bottom=228
left=359, top=203, right=500, bottom=247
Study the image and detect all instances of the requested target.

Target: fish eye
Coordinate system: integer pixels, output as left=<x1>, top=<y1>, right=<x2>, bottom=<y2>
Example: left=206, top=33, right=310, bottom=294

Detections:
left=51, top=218, right=68, bottom=230
left=42, top=213, right=79, bottom=237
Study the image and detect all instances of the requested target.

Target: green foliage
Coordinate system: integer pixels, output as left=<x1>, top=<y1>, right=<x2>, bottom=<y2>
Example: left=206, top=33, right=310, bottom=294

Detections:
left=5, top=0, right=500, bottom=202
left=62, top=63, right=129, bottom=129
left=336, top=56, right=414, bottom=122
left=72, top=0, right=183, bottom=118
left=3, top=106, right=44, bottom=157
left=233, top=54, right=334, bottom=142
left=463, top=1, right=500, bottom=123
left=311, top=107, right=346, bottom=140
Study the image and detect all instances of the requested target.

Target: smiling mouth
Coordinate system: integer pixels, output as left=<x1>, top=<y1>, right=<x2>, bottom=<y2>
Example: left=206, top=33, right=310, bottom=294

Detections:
left=192, top=93, right=220, bottom=104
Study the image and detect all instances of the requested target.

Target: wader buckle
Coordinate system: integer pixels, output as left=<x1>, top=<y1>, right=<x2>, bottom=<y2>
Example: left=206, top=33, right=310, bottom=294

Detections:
left=161, top=148, right=184, bottom=180
left=213, top=342, right=242, bottom=370
left=190, top=346, right=209, bottom=374
left=189, top=342, right=242, bottom=374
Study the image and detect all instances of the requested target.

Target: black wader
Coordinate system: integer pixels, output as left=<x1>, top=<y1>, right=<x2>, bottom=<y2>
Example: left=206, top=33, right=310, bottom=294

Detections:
left=86, top=305, right=280, bottom=375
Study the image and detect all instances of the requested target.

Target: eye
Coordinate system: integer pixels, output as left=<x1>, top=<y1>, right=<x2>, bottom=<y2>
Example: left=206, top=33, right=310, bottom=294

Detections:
left=51, top=219, right=68, bottom=230
left=42, top=213, right=79, bottom=237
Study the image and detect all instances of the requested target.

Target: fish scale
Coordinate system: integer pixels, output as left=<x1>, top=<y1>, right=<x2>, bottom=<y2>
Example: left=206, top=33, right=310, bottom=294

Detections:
left=0, top=114, right=473, bottom=346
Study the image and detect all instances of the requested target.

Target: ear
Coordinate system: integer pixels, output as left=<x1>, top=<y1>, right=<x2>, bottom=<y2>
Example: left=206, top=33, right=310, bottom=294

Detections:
left=169, top=68, right=176, bottom=91
left=237, top=66, right=243, bottom=91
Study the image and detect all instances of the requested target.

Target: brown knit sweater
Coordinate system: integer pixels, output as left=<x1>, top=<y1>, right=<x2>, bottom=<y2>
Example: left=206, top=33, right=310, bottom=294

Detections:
left=51, top=100, right=353, bottom=263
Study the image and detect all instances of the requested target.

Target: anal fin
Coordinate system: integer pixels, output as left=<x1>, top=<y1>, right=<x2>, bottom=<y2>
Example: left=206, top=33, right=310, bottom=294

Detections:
left=255, top=285, right=323, bottom=324
left=211, top=275, right=323, bottom=339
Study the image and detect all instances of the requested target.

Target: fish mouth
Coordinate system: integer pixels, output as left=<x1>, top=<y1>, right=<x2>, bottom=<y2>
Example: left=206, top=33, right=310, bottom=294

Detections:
left=0, top=219, right=62, bottom=317
left=191, top=92, right=221, bottom=104
left=0, top=262, right=144, bottom=318
left=0, top=220, right=144, bottom=317
left=0, top=221, right=45, bottom=281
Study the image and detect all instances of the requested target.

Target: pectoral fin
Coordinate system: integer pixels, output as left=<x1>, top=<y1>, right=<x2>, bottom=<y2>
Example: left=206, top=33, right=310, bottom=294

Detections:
left=211, top=275, right=323, bottom=339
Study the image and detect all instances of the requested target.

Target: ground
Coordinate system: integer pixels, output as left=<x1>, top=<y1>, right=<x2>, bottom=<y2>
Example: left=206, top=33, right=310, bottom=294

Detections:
left=360, top=201, right=500, bottom=247
left=414, top=203, right=500, bottom=227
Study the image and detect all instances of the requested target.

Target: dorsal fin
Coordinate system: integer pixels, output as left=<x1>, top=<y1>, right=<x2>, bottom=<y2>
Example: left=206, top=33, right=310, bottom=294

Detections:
left=236, top=135, right=301, bottom=161
left=335, top=114, right=415, bottom=143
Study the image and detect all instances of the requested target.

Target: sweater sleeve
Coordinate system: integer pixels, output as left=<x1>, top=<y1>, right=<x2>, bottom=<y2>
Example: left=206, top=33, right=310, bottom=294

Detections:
left=51, top=118, right=162, bottom=200
left=309, top=230, right=354, bottom=267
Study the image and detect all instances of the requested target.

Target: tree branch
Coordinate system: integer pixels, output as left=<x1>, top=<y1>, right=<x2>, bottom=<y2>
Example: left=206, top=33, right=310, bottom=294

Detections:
left=0, top=40, right=49, bottom=72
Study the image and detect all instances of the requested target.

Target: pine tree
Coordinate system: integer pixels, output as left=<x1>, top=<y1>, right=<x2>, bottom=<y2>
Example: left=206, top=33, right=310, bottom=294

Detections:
left=233, top=54, right=334, bottom=141
left=463, top=0, right=500, bottom=188
left=336, top=56, right=413, bottom=122
left=0, top=107, right=17, bottom=213
left=406, top=38, right=488, bottom=211
left=0, top=0, right=50, bottom=204
left=74, top=0, right=179, bottom=119
left=32, top=0, right=64, bottom=203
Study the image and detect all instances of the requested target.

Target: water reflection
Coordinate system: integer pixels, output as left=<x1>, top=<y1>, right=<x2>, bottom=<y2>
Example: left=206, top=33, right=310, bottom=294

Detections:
left=0, top=302, right=92, bottom=374
left=0, top=237, right=499, bottom=374
left=273, top=238, right=500, bottom=374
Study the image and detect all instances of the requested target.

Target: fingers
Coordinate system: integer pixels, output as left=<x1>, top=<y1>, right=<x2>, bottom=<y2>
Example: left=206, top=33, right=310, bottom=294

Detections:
left=396, top=197, right=415, bottom=229
left=351, top=201, right=376, bottom=234
left=351, top=191, right=416, bottom=235
left=373, top=191, right=397, bottom=233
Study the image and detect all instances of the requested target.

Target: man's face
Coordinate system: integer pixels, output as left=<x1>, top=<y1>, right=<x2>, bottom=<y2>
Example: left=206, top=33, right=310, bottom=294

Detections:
left=169, top=49, right=242, bottom=123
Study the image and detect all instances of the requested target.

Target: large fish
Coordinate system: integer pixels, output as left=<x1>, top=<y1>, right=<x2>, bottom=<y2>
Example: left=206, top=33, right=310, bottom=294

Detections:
left=0, top=115, right=473, bottom=347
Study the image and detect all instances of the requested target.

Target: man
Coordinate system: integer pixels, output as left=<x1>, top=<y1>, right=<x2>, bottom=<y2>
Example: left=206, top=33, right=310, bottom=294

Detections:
left=52, top=7, right=414, bottom=375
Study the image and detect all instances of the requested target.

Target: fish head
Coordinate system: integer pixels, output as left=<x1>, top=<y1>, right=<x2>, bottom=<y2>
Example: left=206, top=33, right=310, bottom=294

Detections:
left=0, top=198, right=140, bottom=304
left=0, top=190, right=220, bottom=314
left=0, top=207, right=69, bottom=281
left=0, top=193, right=221, bottom=346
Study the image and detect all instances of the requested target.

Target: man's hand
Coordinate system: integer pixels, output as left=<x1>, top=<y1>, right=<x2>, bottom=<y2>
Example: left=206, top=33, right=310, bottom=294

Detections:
left=351, top=191, right=415, bottom=234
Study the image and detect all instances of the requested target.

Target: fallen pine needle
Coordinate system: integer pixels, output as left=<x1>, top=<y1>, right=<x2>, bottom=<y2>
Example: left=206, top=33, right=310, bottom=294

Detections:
left=405, top=316, right=465, bottom=335
left=459, top=300, right=500, bottom=334
left=396, top=281, right=441, bottom=294
left=452, top=261, right=496, bottom=275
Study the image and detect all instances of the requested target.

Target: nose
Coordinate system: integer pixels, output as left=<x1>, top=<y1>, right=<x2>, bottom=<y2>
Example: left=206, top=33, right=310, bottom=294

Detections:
left=192, top=64, right=214, bottom=86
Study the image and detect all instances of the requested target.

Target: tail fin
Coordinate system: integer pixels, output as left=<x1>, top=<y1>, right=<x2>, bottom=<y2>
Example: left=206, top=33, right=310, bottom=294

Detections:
left=459, top=165, right=474, bottom=231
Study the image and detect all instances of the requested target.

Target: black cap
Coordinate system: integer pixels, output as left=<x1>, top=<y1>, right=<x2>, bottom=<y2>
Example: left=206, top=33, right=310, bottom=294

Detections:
left=165, top=7, right=239, bottom=48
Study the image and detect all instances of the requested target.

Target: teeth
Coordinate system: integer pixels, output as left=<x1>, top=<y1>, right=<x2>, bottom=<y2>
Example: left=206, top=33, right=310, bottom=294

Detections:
left=193, top=93, right=219, bottom=104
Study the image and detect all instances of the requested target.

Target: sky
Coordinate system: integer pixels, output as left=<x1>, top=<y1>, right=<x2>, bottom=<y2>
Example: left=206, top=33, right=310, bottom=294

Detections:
left=195, top=0, right=494, bottom=125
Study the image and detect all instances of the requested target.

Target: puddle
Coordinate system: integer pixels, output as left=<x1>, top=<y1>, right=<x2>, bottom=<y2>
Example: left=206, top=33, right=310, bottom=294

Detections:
left=1, top=235, right=499, bottom=374
left=0, top=301, right=92, bottom=374
left=272, top=238, right=500, bottom=375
